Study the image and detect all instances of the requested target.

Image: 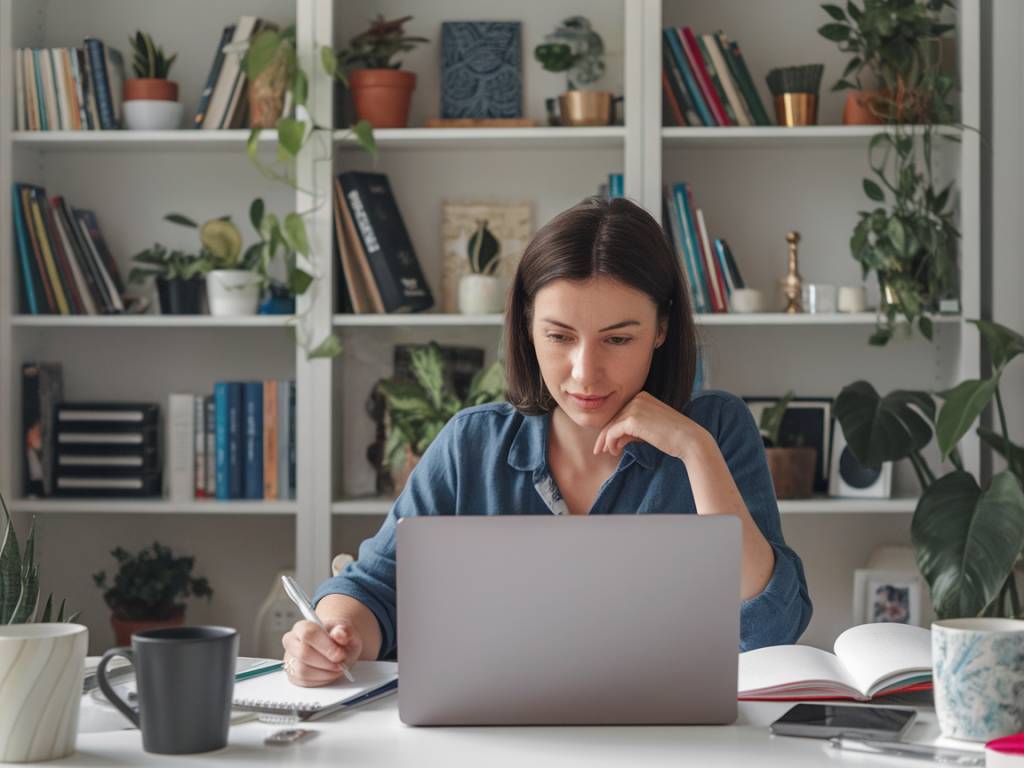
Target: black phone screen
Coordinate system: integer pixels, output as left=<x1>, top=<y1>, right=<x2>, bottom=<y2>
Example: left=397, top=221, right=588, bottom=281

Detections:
left=770, top=703, right=916, bottom=739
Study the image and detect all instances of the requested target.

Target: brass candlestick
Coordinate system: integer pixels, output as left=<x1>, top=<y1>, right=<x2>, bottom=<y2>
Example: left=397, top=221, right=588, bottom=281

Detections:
left=781, top=231, right=803, bottom=313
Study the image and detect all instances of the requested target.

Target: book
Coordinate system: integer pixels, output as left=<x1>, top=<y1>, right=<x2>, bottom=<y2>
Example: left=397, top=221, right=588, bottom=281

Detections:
left=204, top=396, right=216, bottom=498
left=287, top=381, right=296, bottom=499
left=23, top=50, right=40, bottom=131
left=32, top=50, right=49, bottom=130
left=22, top=362, right=63, bottom=496
left=232, top=661, right=398, bottom=721
left=695, top=36, right=739, bottom=126
left=701, top=33, right=751, bottom=127
left=214, top=383, right=230, bottom=500
left=83, top=38, right=115, bottom=129
left=54, top=197, right=108, bottom=313
left=42, top=49, right=63, bottom=130
left=738, top=623, right=932, bottom=701
left=671, top=183, right=708, bottom=313
left=243, top=382, right=263, bottom=500
left=15, top=48, right=25, bottom=130
left=12, top=183, right=39, bottom=313
left=194, top=395, right=206, bottom=498
left=166, top=393, right=195, bottom=502
left=28, top=188, right=71, bottom=314
left=680, top=27, right=731, bottom=126
left=262, top=380, right=279, bottom=500
left=66, top=48, right=88, bottom=130
left=104, top=45, right=125, bottom=127
left=719, top=33, right=771, bottom=126
left=696, top=207, right=727, bottom=312
left=664, top=29, right=712, bottom=126
left=74, top=209, right=124, bottom=311
left=203, top=16, right=261, bottom=130
left=193, top=25, right=235, bottom=128
left=276, top=381, right=289, bottom=501
left=717, top=238, right=746, bottom=289
left=49, top=196, right=97, bottom=314
left=20, top=186, right=55, bottom=312
left=77, top=47, right=101, bottom=130
left=51, top=49, right=73, bottom=130
left=337, top=171, right=434, bottom=314
left=661, top=69, right=684, bottom=127
left=333, top=176, right=380, bottom=313
left=228, top=383, right=243, bottom=499
left=663, top=190, right=698, bottom=311
left=662, top=41, right=698, bottom=127
left=41, top=196, right=84, bottom=313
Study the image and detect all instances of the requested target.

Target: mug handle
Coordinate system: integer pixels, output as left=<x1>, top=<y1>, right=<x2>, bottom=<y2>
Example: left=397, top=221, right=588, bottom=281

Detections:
left=97, top=647, right=140, bottom=728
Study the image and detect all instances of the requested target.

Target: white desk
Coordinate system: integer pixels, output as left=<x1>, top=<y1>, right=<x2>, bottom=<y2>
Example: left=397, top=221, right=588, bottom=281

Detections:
left=67, top=692, right=985, bottom=767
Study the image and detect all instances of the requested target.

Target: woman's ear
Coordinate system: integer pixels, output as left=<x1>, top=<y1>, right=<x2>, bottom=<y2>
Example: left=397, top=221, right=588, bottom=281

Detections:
left=655, top=318, right=668, bottom=349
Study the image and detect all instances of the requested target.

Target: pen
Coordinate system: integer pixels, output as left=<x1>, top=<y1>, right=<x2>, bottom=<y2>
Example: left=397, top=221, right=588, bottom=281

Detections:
left=280, top=575, right=355, bottom=683
left=828, top=736, right=985, bottom=766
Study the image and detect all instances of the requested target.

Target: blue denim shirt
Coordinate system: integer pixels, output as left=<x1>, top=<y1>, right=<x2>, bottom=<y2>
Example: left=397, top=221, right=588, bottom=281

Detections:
left=313, top=390, right=812, bottom=658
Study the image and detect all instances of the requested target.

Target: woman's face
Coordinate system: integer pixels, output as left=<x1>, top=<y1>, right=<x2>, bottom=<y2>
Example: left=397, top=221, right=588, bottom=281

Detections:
left=531, top=276, right=666, bottom=430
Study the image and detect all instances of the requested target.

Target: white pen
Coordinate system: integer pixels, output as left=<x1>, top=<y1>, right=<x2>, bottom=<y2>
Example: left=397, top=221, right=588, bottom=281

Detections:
left=281, top=575, right=355, bottom=683
left=828, top=736, right=985, bottom=766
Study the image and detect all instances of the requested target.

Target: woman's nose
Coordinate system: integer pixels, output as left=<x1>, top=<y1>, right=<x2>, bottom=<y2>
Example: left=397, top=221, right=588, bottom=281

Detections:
left=571, top=341, right=602, bottom=385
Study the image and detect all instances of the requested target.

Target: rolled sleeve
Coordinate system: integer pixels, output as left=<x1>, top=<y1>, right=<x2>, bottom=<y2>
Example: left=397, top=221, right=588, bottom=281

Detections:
left=311, top=415, right=461, bottom=659
left=705, top=392, right=813, bottom=650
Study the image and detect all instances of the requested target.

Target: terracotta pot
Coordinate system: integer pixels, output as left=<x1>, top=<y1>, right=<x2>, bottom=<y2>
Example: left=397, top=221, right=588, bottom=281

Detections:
left=123, top=78, right=178, bottom=102
left=110, top=607, right=186, bottom=646
left=842, top=90, right=887, bottom=125
left=349, top=69, right=416, bottom=128
left=764, top=447, right=817, bottom=500
left=248, top=50, right=289, bottom=129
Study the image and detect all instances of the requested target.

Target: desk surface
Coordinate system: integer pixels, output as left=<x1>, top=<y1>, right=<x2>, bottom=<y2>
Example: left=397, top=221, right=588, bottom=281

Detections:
left=66, top=693, right=986, bottom=767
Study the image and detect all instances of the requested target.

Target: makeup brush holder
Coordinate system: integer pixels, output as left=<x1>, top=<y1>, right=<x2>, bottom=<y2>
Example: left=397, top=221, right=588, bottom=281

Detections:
left=773, top=93, right=818, bottom=126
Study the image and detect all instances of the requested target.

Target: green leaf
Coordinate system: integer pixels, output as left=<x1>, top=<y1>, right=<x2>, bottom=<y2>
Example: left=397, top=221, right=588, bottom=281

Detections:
left=277, top=117, right=305, bottom=157
left=886, top=217, right=906, bottom=254
left=308, top=334, right=342, bottom=360
left=293, top=69, right=309, bottom=108
left=409, top=346, right=445, bottom=411
left=245, top=29, right=281, bottom=78
left=919, top=315, right=933, bottom=341
left=978, top=427, right=1024, bottom=474
left=863, top=179, right=885, bottom=202
left=467, top=362, right=505, bottom=404
left=936, top=379, right=999, bottom=460
left=818, top=22, right=851, bottom=41
left=249, top=198, right=265, bottom=233
left=247, top=128, right=262, bottom=160
left=287, top=266, right=314, bottom=296
left=834, top=381, right=935, bottom=468
left=351, top=120, right=377, bottom=159
left=164, top=213, right=197, bottom=228
left=0, top=496, right=22, bottom=624
left=822, top=4, right=847, bottom=21
left=971, top=319, right=1024, bottom=371
left=320, top=45, right=337, bottom=78
left=912, top=470, right=1024, bottom=619
left=282, top=213, right=310, bottom=256
left=39, top=594, right=53, bottom=623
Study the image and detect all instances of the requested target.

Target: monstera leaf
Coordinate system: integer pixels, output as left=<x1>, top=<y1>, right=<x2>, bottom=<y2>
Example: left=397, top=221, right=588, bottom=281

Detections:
left=834, top=381, right=935, bottom=469
left=911, top=470, right=1024, bottom=619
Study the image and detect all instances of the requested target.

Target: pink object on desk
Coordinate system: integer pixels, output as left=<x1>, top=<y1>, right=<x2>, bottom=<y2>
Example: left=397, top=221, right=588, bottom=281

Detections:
left=988, top=733, right=1024, bottom=753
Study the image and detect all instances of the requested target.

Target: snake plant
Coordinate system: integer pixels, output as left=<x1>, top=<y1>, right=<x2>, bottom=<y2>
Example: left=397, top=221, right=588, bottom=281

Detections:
left=129, top=30, right=177, bottom=79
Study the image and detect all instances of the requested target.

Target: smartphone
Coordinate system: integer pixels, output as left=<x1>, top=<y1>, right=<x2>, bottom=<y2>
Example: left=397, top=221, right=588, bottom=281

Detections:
left=769, top=703, right=917, bottom=741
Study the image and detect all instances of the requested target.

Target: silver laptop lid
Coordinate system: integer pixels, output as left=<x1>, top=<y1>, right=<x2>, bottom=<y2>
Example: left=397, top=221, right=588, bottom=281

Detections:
left=397, top=515, right=740, bottom=726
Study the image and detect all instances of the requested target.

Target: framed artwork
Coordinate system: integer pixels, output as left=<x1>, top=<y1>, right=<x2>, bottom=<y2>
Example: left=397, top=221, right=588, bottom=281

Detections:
left=441, top=201, right=532, bottom=313
left=441, top=22, right=523, bottom=119
left=743, top=397, right=832, bottom=493
left=829, top=426, right=892, bottom=498
left=853, top=568, right=924, bottom=627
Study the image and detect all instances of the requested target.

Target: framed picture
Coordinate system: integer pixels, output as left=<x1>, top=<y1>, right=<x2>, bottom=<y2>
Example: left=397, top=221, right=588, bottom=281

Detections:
left=441, top=201, right=532, bottom=313
left=743, top=397, right=832, bottom=493
left=829, top=426, right=892, bottom=498
left=852, top=569, right=924, bottom=627
left=440, top=22, right=523, bottom=119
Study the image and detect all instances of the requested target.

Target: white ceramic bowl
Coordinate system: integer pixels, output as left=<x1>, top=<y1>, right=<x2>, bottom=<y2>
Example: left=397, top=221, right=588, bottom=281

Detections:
left=122, top=99, right=183, bottom=130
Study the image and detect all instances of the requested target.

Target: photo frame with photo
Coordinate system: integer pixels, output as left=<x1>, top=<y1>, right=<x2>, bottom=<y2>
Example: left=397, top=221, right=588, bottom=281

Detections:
left=743, top=397, right=832, bottom=493
left=441, top=201, right=532, bottom=313
left=852, top=568, right=924, bottom=627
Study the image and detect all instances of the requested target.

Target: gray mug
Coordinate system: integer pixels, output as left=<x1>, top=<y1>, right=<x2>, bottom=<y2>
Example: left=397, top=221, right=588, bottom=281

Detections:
left=97, top=626, right=238, bottom=754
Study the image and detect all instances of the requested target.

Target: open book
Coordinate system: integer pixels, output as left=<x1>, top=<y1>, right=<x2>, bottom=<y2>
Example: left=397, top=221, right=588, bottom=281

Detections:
left=738, top=623, right=932, bottom=701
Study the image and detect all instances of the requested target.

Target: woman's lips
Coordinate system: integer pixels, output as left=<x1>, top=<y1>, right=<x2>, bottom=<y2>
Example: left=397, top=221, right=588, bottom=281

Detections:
left=568, top=393, right=610, bottom=411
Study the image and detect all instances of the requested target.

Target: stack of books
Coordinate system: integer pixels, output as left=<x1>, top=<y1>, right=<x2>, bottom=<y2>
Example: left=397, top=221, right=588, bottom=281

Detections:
left=165, top=381, right=296, bottom=503
left=662, top=27, right=771, bottom=127
left=54, top=402, right=161, bottom=497
left=193, top=16, right=268, bottom=129
left=662, top=183, right=746, bottom=313
left=12, top=184, right=125, bottom=315
left=333, top=171, right=434, bottom=314
left=13, top=39, right=124, bottom=131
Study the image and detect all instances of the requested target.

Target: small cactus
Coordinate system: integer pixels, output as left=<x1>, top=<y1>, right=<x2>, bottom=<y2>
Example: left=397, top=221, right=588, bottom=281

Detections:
left=467, top=219, right=500, bottom=276
left=129, top=30, right=177, bottom=79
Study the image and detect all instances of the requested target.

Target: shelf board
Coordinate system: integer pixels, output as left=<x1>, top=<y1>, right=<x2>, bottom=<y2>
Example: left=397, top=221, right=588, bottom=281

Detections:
left=335, top=126, right=626, bottom=150
left=331, top=497, right=917, bottom=516
left=10, top=498, right=297, bottom=515
left=11, top=315, right=294, bottom=328
left=662, top=124, right=963, bottom=149
left=333, top=313, right=503, bottom=327
left=11, top=129, right=276, bottom=152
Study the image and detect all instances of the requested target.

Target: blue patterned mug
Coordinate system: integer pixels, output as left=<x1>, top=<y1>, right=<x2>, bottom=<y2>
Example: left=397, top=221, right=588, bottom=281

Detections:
left=932, top=618, right=1024, bottom=741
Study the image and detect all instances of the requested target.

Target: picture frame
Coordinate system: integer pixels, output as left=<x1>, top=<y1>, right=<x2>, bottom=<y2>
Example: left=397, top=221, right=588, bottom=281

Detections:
left=852, top=568, right=924, bottom=627
left=743, top=397, right=832, bottom=493
left=441, top=200, right=532, bottom=313
left=829, top=426, right=892, bottom=498
left=440, top=22, right=523, bottom=119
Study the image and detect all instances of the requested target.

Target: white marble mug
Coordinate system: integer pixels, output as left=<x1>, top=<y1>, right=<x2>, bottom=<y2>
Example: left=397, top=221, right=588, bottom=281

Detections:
left=933, top=618, right=1024, bottom=741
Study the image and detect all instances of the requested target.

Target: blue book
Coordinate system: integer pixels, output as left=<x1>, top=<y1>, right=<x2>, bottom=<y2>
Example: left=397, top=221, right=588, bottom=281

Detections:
left=664, top=28, right=713, bottom=127
left=608, top=173, right=624, bottom=198
left=193, top=25, right=235, bottom=128
left=671, top=183, right=709, bottom=313
left=678, top=183, right=714, bottom=313
left=83, top=38, right=114, bottom=130
left=32, top=50, right=48, bottom=130
left=214, top=382, right=230, bottom=500
left=664, top=190, right=701, bottom=313
left=11, top=183, right=39, bottom=314
left=243, top=382, right=263, bottom=499
left=227, top=382, right=243, bottom=499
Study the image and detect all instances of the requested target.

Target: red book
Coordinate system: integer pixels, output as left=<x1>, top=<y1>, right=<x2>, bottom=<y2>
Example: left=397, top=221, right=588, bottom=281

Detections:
left=681, top=27, right=732, bottom=126
left=43, top=198, right=85, bottom=313
left=661, top=70, right=685, bottom=127
left=696, top=207, right=728, bottom=312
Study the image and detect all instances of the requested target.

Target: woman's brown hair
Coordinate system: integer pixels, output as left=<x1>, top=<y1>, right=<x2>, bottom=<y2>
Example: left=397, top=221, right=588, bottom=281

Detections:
left=504, top=196, right=697, bottom=415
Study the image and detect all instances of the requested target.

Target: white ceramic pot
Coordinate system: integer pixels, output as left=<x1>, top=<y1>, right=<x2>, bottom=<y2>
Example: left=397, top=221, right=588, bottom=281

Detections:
left=122, top=99, right=184, bottom=130
left=458, top=274, right=505, bottom=315
left=0, top=623, right=88, bottom=762
left=205, top=270, right=262, bottom=316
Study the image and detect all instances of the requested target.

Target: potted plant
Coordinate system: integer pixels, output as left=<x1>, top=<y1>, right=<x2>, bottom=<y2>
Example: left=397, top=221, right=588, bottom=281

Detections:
left=376, top=344, right=505, bottom=495
left=123, top=30, right=182, bottom=130
left=164, top=214, right=258, bottom=316
left=835, top=320, right=1024, bottom=619
left=129, top=241, right=211, bottom=314
left=93, top=541, right=213, bottom=646
left=332, top=15, right=428, bottom=129
left=818, top=0, right=955, bottom=125
left=758, top=392, right=817, bottom=499
left=0, top=491, right=85, bottom=763
left=458, top=219, right=505, bottom=315
left=534, top=16, right=612, bottom=126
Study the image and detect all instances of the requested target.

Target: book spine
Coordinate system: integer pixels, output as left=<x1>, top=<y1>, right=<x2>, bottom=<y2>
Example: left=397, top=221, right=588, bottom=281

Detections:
left=56, top=197, right=108, bottom=313
left=663, top=189, right=697, bottom=310
left=714, top=239, right=736, bottom=300
left=166, top=393, right=195, bottom=501
left=228, top=382, right=243, bottom=499
left=50, top=198, right=98, bottom=314
left=720, top=239, right=746, bottom=289
left=45, top=49, right=64, bottom=130
left=194, top=394, right=206, bottom=498
left=29, top=191, right=70, bottom=314
left=695, top=36, right=740, bottom=126
left=74, top=211, right=124, bottom=312
left=263, top=380, right=278, bottom=500
left=15, top=48, right=25, bottom=130
left=214, top=382, right=230, bottom=499
left=287, top=380, right=296, bottom=499
left=21, top=187, right=56, bottom=312
left=77, top=210, right=125, bottom=295
left=68, top=48, right=88, bottom=130
left=84, top=39, right=115, bottom=130
left=664, top=30, right=712, bottom=127
left=77, top=47, right=100, bottom=130
left=277, top=380, right=289, bottom=500
left=204, top=395, right=217, bottom=497
left=243, top=381, right=263, bottom=499
left=695, top=207, right=726, bottom=312
left=703, top=33, right=752, bottom=127
left=681, top=27, right=730, bottom=126
left=104, top=46, right=125, bottom=126
left=41, top=197, right=83, bottom=313
left=12, top=184, right=39, bottom=314
left=32, top=50, right=49, bottom=130
left=194, top=25, right=233, bottom=128
left=723, top=35, right=771, bottom=126
left=672, top=184, right=708, bottom=313
left=21, top=364, right=43, bottom=495
left=661, top=69, right=684, bottom=127
left=24, top=50, right=41, bottom=131
left=682, top=184, right=716, bottom=312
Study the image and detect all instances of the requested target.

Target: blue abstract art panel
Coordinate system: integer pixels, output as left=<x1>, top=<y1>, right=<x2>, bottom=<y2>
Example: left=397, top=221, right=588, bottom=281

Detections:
left=441, top=22, right=522, bottom=119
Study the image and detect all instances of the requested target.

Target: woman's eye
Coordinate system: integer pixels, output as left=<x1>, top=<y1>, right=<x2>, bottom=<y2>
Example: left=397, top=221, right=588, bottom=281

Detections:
left=546, top=333, right=570, bottom=343
left=606, top=336, right=632, bottom=346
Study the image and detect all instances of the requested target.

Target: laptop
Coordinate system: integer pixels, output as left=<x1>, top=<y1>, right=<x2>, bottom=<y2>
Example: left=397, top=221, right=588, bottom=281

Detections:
left=396, top=514, right=741, bottom=726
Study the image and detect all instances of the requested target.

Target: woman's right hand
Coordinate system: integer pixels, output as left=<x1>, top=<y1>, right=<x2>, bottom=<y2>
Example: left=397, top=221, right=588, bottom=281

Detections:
left=281, top=617, right=364, bottom=687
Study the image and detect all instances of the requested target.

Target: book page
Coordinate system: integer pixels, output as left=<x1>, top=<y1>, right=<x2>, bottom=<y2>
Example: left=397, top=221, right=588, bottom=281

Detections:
left=833, top=623, right=931, bottom=697
left=738, top=644, right=857, bottom=697
left=233, top=661, right=397, bottom=710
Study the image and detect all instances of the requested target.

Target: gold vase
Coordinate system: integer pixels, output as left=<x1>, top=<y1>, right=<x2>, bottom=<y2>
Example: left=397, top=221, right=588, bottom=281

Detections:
left=772, top=93, right=818, bottom=126
left=780, top=231, right=803, bottom=313
left=558, top=91, right=613, bottom=126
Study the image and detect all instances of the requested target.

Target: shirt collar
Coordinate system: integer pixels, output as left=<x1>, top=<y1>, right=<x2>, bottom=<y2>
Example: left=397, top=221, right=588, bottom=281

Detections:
left=507, top=410, right=658, bottom=472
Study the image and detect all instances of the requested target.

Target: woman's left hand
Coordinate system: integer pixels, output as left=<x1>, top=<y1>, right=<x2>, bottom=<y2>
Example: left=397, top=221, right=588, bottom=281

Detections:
left=593, top=391, right=708, bottom=462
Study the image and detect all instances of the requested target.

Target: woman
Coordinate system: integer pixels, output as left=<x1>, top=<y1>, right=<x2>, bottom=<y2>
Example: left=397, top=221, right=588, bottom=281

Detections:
left=283, top=197, right=812, bottom=686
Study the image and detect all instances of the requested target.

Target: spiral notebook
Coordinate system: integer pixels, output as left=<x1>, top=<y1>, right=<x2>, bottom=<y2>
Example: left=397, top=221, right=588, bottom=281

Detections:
left=232, top=661, right=398, bottom=721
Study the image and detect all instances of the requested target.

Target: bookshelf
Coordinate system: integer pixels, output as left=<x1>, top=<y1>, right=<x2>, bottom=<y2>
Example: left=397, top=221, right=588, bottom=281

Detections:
left=0, top=0, right=980, bottom=651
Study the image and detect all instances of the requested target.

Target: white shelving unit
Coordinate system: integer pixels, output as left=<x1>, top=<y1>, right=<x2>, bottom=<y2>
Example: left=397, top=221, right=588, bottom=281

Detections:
left=0, top=0, right=979, bottom=650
